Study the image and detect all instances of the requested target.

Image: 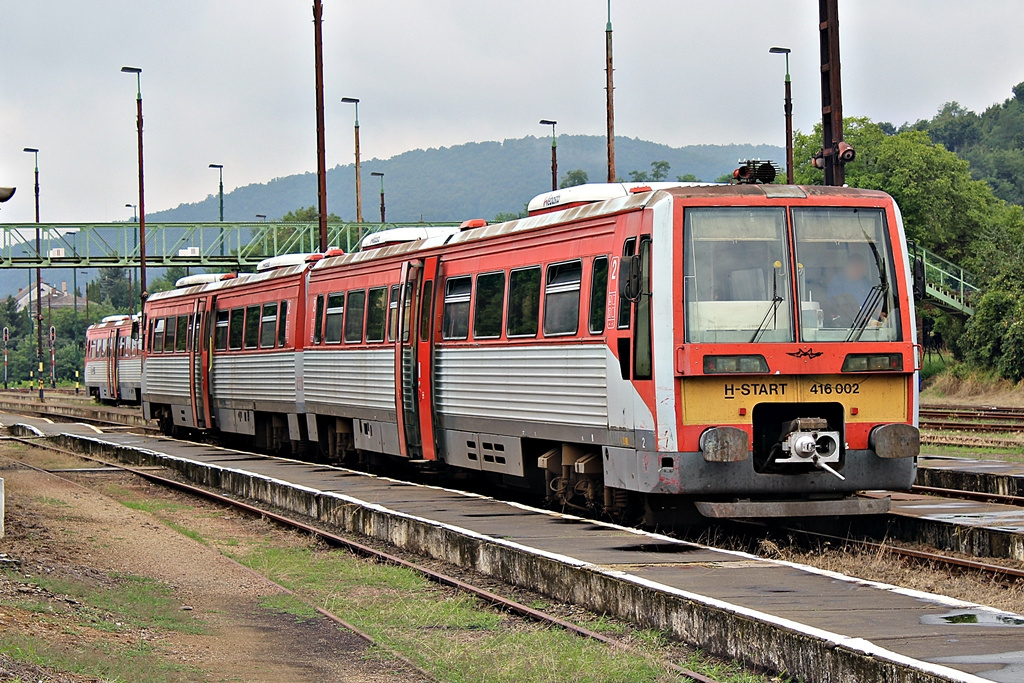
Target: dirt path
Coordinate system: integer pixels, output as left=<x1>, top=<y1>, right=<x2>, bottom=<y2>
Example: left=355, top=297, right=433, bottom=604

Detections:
left=0, top=455, right=414, bottom=682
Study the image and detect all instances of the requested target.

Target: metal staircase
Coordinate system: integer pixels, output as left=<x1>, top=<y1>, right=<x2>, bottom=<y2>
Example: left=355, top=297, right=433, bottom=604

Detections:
left=915, top=246, right=978, bottom=315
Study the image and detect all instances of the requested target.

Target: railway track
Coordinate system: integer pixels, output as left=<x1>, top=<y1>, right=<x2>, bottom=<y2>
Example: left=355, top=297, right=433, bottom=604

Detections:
left=5, top=434, right=720, bottom=683
left=920, top=404, right=1024, bottom=435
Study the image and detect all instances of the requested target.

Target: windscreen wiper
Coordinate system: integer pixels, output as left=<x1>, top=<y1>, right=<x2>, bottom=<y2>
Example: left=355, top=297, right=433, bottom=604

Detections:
left=750, top=294, right=784, bottom=343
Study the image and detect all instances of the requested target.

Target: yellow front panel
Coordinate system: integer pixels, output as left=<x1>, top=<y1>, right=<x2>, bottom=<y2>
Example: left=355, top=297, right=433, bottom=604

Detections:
left=681, top=374, right=908, bottom=425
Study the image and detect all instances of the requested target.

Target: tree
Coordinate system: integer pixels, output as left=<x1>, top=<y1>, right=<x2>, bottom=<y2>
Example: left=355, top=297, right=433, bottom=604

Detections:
left=148, top=267, right=191, bottom=295
left=650, top=160, right=670, bottom=181
left=281, top=205, right=341, bottom=222
left=627, top=170, right=649, bottom=182
left=559, top=169, right=589, bottom=188
left=494, top=205, right=529, bottom=222
left=677, top=173, right=701, bottom=182
left=87, top=268, right=132, bottom=311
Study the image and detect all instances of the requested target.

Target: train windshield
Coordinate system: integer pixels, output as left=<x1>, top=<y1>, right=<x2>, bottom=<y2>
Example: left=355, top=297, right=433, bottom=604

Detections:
left=792, top=207, right=901, bottom=342
left=684, top=207, right=794, bottom=343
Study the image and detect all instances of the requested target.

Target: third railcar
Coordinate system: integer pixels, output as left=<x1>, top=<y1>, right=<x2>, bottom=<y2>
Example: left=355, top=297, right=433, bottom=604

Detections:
left=141, top=183, right=920, bottom=519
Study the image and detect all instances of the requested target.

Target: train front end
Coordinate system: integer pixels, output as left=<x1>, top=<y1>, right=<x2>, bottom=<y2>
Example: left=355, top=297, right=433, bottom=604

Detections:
left=668, top=185, right=918, bottom=518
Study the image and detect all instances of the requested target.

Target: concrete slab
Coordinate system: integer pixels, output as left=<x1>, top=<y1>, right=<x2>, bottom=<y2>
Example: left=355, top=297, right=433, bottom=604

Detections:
left=919, top=455, right=1024, bottom=499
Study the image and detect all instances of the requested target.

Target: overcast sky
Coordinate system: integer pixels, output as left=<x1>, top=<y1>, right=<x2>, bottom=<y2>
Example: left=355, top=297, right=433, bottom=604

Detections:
left=2, top=1, right=1023, bottom=223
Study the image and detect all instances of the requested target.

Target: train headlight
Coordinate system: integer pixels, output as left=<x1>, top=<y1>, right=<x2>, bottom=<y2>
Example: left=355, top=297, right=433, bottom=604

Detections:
left=703, top=355, right=769, bottom=374
left=841, top=353, right=903, bottom=373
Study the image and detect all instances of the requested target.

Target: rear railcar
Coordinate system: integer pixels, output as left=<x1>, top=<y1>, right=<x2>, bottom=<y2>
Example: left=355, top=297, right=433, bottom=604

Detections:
left=83, top=315, right=141, bottom=403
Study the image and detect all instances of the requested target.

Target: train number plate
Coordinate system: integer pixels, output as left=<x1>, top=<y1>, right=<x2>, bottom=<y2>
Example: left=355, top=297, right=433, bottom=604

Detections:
left=808, top=381, right=861, bottom=395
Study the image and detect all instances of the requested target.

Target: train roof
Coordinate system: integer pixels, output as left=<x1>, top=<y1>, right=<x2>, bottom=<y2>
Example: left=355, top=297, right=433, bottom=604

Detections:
left=86, top=313, right=139, bottom=332
left=146, top=261, right=310, bottom=303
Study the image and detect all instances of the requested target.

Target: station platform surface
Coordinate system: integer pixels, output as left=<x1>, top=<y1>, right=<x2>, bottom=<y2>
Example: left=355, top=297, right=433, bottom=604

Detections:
left=3, top=413, right=1024, bottom=682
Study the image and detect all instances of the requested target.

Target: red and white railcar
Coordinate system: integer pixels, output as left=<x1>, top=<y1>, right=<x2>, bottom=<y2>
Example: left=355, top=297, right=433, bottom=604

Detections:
left=141, top=183, right=921, bottom=519
left=84, top=314, right=141, bottom=403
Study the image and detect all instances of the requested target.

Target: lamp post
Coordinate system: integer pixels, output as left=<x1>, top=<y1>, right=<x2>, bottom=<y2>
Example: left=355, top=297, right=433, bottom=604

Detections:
left=255, top=214, right=267, bottom=222
left=209, top=164, right=224, bottom=256
left=121, top=66, right=147, bottom=326
left=769, top=47, right=794, bottom=184
left=125, top=203, right=137, bottom=222
left=125, top=203, right=137, bottom=312
left=539, top=120, right=557, bottom=191
left=22, top=147, right=44, bottom=400
left=341, top=97, right=363, bottom=230
left=370, top=172, right=385, bottom=223
left=68, top=228, right=80, bottom=391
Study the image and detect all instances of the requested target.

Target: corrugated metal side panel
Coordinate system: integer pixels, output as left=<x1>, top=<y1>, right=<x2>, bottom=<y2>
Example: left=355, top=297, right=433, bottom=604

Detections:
left=304, top=348, right=395, bottom=410
left=211, top=353, right=297, bottom=403
left=143, top=356, right=191, bottom=397
left=435, top=345, right=608, bottom=426
left=119, top=359, right=142, bottom=385
left=83, top=361, right=107, bottom=386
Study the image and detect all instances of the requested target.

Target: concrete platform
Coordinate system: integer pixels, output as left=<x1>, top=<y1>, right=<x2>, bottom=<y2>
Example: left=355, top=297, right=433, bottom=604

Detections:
left=919, top=455, right=1024, bottom=498
left=5, top=414, right=1024, bottom=682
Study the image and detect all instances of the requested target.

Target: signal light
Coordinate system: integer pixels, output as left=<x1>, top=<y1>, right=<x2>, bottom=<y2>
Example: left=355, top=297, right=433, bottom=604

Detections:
left=811, top=150, right=826, bottom=169
left=837, top=141, right=856, bottom=163
left=731, top=160, right=779, bottom=185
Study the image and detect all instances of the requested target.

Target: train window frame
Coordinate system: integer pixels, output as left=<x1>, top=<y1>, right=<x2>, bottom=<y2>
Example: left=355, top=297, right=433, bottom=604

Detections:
left=366, top=287, right=388, bottom=343
left=618, top=238, right=636, bottom=329
left=633, top=237, right=653, bottom=379
left=175, top=315, right=188, bottom=352
left=163, top=316, right=176, bottom=353
left=441, top=276, right=472, bottom=340
left=387, top=284, right=401, bottom=342
left=589, top=256, right=610, bottom=335
left=260, top=303, right=278, bottom=349
left=324, top=293, right=345, bottom=344
left=214, top=311, right=229, bottom=351
left=473, top=271, right=505, bottom=340
left=228, top=308, right=244, bottom=350
left=277, top=301, right=288, bottom=347
left=312, top=294, right=325, bottom=345
left=543, top=259, right=583, bottom=337
left=152, top=318, right=166, bottom=354
left=507, top=266, right=541, bottom=338
left=418, top=280, right=434, bottom=342
left=345, top=290, right=366, bottom=343
left=244, top=304, right=260, bottom=350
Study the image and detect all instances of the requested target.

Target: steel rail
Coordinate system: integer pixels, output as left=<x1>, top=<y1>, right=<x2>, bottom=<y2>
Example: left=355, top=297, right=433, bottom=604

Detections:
left=7, top=435, right=720, bottom=683
left=910, top=485, right=1024, bottom=507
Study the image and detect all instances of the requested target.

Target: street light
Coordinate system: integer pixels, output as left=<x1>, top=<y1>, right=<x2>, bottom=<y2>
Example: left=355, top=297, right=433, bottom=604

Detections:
left=539, top=120, right=557, bottom=191
left=209, top=164, right=225, bottom=256
left=341, top=97, right=363, bottom=227
left=370, top=172, right=385, bottom=223
left=125, top=203, right=137, bottom=222
left=22, top=147, right=44, bottom=400
left=255, top=214, right=267, bottom=222
left=769, top=46, right=794, bottom=184
left=121, top=66, right=147, bottom=321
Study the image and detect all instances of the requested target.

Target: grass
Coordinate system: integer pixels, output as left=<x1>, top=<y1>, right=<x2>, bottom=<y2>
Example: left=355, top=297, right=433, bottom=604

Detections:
left=0, top=632, right=202, bottom=683
left=235, top=544, right=768, bottom=683
left=924, top=443, right=1024, bottom=461
left=34, top=496, right=69, bottom=507
left=4, top=569, right=204, bottom=635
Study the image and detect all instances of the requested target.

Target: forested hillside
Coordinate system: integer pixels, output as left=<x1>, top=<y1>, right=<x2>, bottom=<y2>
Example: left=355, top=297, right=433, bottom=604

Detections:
left=149, top=135, right=780, bottom=223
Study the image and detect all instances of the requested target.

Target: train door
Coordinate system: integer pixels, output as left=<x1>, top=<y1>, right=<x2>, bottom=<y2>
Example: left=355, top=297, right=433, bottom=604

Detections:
left=106, top=329, right=119, bottom=401
left=189, top=297, right=213, bottom=429
left=394, top=257, right=439, bottom=460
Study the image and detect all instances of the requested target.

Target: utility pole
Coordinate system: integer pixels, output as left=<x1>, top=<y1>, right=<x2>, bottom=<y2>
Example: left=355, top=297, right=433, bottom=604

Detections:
left=312, top=0, right=329, bottom=252
left=23, top=147, right=44, bottom=400
left=819, top=0, right=845, bottom=186
left=605, top=0, right=616, bottom=183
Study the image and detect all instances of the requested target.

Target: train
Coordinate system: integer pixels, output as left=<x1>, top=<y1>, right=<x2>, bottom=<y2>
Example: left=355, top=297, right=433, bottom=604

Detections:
left=84, top=314, right=142, bottom=403
left=110, top=181, right=922, bottom=521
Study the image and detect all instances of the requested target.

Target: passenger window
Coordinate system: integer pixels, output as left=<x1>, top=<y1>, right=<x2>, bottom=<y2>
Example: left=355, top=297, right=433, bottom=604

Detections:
left=474, top=272, right=505, bottom=339
left=507, top=267, right=540, bottom=337
left=152, top=318, right=165, bottom=353
left=214, top=311, right=229, bottom=351
left=634, top=237, right=653, bottom=379
left=618, top=238, right=636, bottom=329
left=229, top=308, right=244, bottom=350
left=345, top=290, right=366, bottom=343
left=544, top=260, right=582, bottom=336
left=260, top=303, right=278, bottom=349
left=277, top=301, right=288, bottom=347
left=418, top=281, right=434, bottom=342
left=244, top=305, right=260, bottom=349
left=589, top=256, right=609, bottom=334
left=366, top=287, right=387, bottom=342
left=175, top=315, right=188, bottom=352
left=324, top=294, right=344, bottom=344
left=402, top=284, right=413, bottom=342
left=313, top=294, right=325, bottom=345
left=163, top=316, right=176, bottom=352
left=442, top=276, right=472, bottom=340
left=387, top=285, right=401, bottom=342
